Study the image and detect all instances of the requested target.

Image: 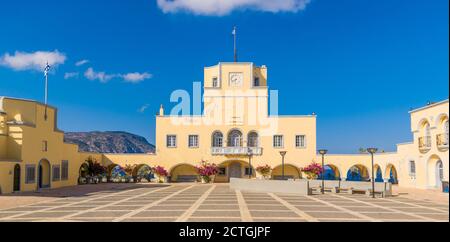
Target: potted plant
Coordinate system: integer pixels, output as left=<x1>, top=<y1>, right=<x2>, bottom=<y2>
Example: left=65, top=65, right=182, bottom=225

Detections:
left=301, top=162, right=323, bottom=180
left=153, top=166, right=168, bottom=183
left=256, top=165, right=272, bottom=179
left=196, top=161, right=219, bottom=184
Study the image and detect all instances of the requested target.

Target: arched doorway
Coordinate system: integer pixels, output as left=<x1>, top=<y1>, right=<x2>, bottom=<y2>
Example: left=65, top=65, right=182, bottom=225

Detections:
left=386, top=164, right=399, bottom=184
left=375, top=165, right=383, bottom=182
left=133, top=164, right=153, bottom=182
left=346, top=165, right=370, bottom=181
left=319, top=165, right=341, bottom=180
left=227, top=129, right=243, bottom=147
left=170, top=164, right=198, bottom=182
left=13, top=164, right=20, bottom=192
left=38, top=159, right=51, bottom=189
left=436, top=160, right=444, bottom=189
left=229, top=162, right=242, bottom=178
left=272, top=164, right=301, bottom=180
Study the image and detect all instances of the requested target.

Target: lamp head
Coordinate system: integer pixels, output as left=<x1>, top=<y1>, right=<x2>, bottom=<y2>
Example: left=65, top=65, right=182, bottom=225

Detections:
left=367, top=148, right=378, bottom=154
left=318, top=149, right=328, bottom=155
left=279, top=151, right=287, bottom=157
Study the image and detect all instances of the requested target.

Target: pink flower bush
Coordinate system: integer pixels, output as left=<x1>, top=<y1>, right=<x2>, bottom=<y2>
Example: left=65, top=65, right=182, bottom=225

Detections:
left=196, top=161, right=219, bottom=183
left=153, top=166, right=168, bottom=177
left=301, top=162, right=323, bottom=179
left=256, top=165, right=272, bottom=178
left=196, top=161, right=219, bottom=177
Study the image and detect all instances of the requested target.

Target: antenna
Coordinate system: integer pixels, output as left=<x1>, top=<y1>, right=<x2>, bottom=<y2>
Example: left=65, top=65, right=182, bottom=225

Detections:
left=232, top=26, right=237, bottom=62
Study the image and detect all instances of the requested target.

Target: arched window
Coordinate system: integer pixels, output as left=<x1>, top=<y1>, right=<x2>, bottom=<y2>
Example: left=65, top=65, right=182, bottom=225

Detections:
left=445, top=120, right=449, bottom=144
left=247, top=132, right=259, bottom=147
left=228, top=130, right=243, bottom=147
left=424, top=123, right=432, bottom=147
left=212, top=131, right=223, bottom=148
left=409, top=160, right=416, bottom=178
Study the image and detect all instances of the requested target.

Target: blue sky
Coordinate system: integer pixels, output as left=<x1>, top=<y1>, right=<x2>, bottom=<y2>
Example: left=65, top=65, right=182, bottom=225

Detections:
left=0, top=0, right=448, bottom=153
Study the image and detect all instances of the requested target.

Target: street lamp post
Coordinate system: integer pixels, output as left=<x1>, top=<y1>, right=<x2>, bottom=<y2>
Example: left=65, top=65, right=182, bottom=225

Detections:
left=247, top=148, right=253, bottom=179
left=318, top=149, right=328, bottom=194
left=279, top=151, right=287, bottom=180
left=367, top=148, right=378, bottom=199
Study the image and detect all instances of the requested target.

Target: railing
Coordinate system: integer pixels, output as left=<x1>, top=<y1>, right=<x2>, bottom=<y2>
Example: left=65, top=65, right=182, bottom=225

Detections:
left=418, top=136, right=432, bottom=151
left=437, top=133, right=449, bottom=149
left=211, top=147, right=263, bottom=156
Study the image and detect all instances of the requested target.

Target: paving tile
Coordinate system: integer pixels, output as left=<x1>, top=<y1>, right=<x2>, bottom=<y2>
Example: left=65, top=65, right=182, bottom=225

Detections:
left=253, top=218, right=307, bottom=222
left=147, top=205, right=192, bottom=210
left=248, top=205, right=290, bottom=211
left=415, top=213, right=449, bottom=221
left=198, top=205, right=240, bottom=210
left=305, top=212, right=359, bottom=219
left=72, top=211, right=130, bottom=218
left=0, top=212, right=21, bottom=218
left=133, top=211, right=185, bottom=217
left=122, top=218, right=177, bottom=222
left=16, top=211, right=76, bottom=218
left=49, top=206, right=97, bottom=211
left=360, top=212, right=418, bottom=220
left=250, top=211, right=301, bottom=218
left=392, top=207, right=445, bottom=213
left=187, top=218, right=242, bottom=222
left=96, top=206, right=143, bottom=211
left=192, top=211, right=241, bottom=218
left=3, top=207, right=50, bottom=212
left=294, top=206, right=341, bottom=212
left=341, top=206, right=391, bottom=213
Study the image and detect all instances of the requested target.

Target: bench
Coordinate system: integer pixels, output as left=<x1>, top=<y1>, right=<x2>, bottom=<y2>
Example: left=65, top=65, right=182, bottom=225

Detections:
left=176, top=175, right=198, bottom=182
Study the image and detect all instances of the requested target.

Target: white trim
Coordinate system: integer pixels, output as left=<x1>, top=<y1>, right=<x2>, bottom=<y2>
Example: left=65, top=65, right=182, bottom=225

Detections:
left=409, top=99, right=449, bottom=114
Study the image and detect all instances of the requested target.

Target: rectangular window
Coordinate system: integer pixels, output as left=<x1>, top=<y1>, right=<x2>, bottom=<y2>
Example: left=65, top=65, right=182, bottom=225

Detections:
left=42, top=140, right=48, bottom=152
left=409, top=161, right=416, bottom=178
left=273, top=135, right=284, bottom=148
left=212, top=77, right=220, bottom=88
left=167, top=135, right=177, bottom=148
left=25, top=165, right=36, bottom=184
left=296, top=135, right=307, bottom=148
left=61, top=160, right=69, bottom=181
left=245, top=167, right=253, bottom=176
left=52, top=165, right=61, bottom=181
left=188, top=135, right=199, bottom=148
left=253, top=77, right=260, bottom=87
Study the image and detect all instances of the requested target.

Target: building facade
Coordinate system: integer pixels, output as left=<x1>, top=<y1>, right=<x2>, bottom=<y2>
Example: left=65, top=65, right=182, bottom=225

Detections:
left=0, top=62, right=448, bottom=194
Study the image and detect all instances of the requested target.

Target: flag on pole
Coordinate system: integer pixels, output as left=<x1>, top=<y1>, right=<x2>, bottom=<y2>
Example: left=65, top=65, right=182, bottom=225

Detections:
left=232, top=27, right=236, bottom=36
left=44, top=62, right=50, bottom=76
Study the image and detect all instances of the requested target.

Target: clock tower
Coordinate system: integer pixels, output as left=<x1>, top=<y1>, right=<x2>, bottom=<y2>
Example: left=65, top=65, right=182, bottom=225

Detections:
left=203, top=62, right=269, bottom=125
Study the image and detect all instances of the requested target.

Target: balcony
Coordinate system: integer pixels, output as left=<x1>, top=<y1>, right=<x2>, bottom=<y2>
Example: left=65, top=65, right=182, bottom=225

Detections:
left=437, top=133, right=449, bottom=150
left=211, top=147, right=263, bottom=156
left=418, top=136, right=432, bottom=152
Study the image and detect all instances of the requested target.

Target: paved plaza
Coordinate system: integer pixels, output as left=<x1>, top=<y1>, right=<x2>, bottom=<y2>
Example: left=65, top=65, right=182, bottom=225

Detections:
left=0, top=183, right=448, bottom=222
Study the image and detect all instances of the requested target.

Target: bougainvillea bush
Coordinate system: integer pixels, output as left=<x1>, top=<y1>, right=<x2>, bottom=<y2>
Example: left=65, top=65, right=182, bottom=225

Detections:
left=153, top=166, right=168, bottom=183
left=196, top=161, right=219, bottom=183
left=301, top=162, right=323, bottom=180
left=256, top=165, right=272, bottom=178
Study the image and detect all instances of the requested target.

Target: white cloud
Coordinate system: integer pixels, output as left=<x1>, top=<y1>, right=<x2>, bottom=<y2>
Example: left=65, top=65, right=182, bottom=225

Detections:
left=156, top=0, right=311, bottom=16
left=84, top=67, right=117, bottom=83
left=0, top=50, right=66, bottom=71
left=138, top=104, right=150, bottom=113
left=64, top=72, right=79, bottom=79
left=75, top=59, right=89, bottom=66
left=122, top=72, right=153, bottom=83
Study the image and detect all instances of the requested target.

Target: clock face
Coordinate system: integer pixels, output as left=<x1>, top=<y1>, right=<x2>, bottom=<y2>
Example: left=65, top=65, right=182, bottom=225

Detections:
left=229, top=73, right=243, bottom=87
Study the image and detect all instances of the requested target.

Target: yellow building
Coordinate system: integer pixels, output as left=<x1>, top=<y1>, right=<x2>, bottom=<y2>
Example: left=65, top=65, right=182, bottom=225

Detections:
left=0, top=97, right=81, bottom=194
left=0, top=62, right=448, bottom=194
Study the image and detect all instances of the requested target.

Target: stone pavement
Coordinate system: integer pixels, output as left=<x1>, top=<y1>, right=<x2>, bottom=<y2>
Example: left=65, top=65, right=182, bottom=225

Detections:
left=0, top=183, right=448, bottom=222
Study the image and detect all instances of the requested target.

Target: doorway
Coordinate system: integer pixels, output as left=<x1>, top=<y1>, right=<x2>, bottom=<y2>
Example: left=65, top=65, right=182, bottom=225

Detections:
left=13, top=164, right=20, bottom=192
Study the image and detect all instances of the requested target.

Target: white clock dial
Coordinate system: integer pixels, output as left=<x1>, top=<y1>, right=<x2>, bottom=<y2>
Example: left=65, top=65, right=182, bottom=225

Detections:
left=229, top=73, right=243, bottom=87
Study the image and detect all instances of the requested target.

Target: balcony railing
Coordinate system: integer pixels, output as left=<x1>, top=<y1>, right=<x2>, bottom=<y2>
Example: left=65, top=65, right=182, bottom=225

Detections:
left=437, top=133, right=449, bottom=149
left=418, top=136, right=432, bottom=151
left=211, top=147, right=263, bottom=156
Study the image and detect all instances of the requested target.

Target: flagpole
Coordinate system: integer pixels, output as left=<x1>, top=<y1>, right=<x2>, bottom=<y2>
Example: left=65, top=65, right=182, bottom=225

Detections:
left=44, top=62, right=50, bottom=120
left=233, top=26, right=237, bottom=62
